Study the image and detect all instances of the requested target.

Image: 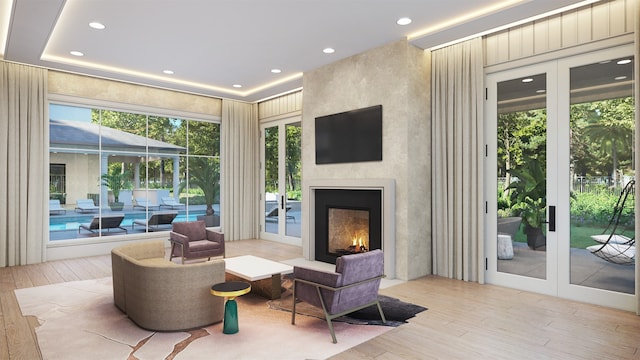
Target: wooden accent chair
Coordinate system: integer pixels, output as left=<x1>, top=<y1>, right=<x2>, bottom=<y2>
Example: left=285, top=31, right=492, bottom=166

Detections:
left=169, top=220, right=225, bottom=263
left=291, top=249, right=386, bottom=343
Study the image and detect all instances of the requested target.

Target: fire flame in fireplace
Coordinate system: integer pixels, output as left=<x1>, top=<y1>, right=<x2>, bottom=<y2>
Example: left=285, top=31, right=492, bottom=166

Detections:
left=350, top=231, right=368, bottom=252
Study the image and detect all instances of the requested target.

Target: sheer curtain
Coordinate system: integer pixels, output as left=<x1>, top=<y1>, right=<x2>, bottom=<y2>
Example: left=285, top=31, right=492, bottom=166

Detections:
left=0, top=61, right=48, bottom=266
left=431, top=38, right=484, bottom=282
left=221, top=100, right=259, bottom=241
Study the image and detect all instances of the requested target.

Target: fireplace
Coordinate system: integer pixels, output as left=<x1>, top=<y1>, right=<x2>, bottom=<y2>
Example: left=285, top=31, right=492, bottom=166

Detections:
left=314, top=189, right=382, bottom=264
left=305, top=178, right=395, bottom=278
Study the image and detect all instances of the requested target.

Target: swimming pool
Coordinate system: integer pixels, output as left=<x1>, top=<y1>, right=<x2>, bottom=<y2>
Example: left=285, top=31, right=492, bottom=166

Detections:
left=48, top=212, right=205, bottom=231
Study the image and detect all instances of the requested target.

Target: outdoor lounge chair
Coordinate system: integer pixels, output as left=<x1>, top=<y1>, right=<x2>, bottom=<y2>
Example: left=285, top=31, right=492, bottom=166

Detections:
left=79, top=214, right=127, bottom=234
left=75, top=199, right=99, bottom=213
left=49, top=199, right=66, bottom=215
left=133, top=211, right=178, bottom=232
left=265, top=205, right=296, bottom=222
left=134, top=197, right=160, bottom=210
left=291, top=249, right=386, bottom=343
left=160, top=197, right=185, bottom=210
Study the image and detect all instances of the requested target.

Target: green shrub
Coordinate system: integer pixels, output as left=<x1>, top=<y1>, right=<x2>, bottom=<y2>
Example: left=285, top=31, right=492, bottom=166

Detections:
left=570, top=190, right=634, bottom=226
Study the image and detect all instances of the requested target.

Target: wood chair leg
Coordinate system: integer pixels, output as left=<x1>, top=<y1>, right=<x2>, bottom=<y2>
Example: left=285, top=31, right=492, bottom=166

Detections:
left=291, top=281, right=297, bottom=325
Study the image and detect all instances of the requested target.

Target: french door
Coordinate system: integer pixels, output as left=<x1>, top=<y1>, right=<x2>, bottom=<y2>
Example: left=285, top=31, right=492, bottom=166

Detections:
left=259, top=117, right=302, bottom=246
left=485, top=45, right=636, bottom=311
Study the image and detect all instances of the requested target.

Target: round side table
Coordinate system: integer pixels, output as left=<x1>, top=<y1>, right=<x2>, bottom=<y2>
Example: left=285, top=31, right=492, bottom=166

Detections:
left=211, top=281, right=251, bottom=334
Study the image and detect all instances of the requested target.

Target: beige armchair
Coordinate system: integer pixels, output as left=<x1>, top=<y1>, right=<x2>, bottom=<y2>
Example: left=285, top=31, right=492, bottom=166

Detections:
left=111, top=240, right=225, bottom=331
left=169, top=220, right=225, bottom=263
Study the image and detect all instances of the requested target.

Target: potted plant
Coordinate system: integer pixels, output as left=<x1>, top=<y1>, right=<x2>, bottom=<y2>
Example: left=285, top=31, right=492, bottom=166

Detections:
left=101, top=170, right=132, bottom=211
left=505, top=159, right=547, bottom=250
left=182, top=158, right=220, bottom=227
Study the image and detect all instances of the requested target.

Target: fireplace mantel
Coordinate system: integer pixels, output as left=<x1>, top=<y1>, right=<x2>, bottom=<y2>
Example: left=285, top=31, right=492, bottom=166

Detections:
left=303, top=178, right=396, bottom=278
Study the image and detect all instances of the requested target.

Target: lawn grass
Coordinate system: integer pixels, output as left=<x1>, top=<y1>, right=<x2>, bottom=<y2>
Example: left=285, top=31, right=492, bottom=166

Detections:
left=511, top=223, right=633, bottom=249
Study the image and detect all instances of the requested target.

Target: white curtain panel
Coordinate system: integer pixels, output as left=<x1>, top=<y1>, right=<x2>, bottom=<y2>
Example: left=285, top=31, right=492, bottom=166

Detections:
left=0, top=61, right=48, bottom=266
left=431, top=38, right=484, bottom=282
left=221, top=100, right=259, bottom=241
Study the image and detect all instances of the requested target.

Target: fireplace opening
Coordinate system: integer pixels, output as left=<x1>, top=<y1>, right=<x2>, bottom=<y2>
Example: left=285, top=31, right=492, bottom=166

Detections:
left=315, top=189, right=382, bottom=264
left=329, top=208, right=369, bottom=254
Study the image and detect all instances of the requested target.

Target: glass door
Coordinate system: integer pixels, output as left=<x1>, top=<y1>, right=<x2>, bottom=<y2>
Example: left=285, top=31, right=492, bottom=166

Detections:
left=486, top=45, right=636, bottom=311
left=485, top=62, right=559, bottom=296
left=260, top=117, right=302, bottom=245
left=558, top=47, right=635, bottom=310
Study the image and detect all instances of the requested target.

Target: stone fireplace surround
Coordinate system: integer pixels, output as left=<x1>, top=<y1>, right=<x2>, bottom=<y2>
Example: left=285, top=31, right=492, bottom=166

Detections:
left=303, top=178, right=396, bottom=279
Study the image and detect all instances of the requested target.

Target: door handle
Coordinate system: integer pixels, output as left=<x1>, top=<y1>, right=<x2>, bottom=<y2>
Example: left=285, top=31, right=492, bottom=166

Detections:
left=281, top=195, right=285, bottom=210
left=547, top=205, right=556, bottom=232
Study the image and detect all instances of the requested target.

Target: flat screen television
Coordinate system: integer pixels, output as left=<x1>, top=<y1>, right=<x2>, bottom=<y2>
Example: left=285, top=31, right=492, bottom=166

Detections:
left=315, top=105, right=382, bottom=164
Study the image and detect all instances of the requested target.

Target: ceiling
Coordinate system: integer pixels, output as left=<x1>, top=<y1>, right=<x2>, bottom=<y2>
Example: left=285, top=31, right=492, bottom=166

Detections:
left=2, top=0, right=593, bottom=102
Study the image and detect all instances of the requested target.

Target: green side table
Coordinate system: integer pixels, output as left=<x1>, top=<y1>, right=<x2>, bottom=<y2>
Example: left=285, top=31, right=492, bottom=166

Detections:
left=211, top=281, right=251, bottom=334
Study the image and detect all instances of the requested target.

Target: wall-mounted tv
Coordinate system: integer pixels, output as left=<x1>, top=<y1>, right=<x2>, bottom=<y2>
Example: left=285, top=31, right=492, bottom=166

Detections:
left=315, top=105, right=382, bottom=164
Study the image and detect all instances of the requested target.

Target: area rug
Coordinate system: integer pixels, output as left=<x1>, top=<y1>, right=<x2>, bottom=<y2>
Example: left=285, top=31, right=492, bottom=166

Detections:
left=270, top=278, right=427, bottom=327
left=14, top=278, right=392, bottom=360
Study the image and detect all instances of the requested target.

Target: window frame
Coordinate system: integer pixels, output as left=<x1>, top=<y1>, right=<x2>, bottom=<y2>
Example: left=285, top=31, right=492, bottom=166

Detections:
left=47, top=95, right=221, bottom=244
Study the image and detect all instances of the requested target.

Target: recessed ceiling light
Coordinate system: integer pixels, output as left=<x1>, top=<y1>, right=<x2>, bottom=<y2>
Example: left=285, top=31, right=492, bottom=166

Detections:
left=615, top=76, right=627, bottom=81
left=323, top=48, right=335, bottom=54
left=70, top=50, right=84, bottom=57
left=522, top=78, right=533, bottom=83
left=397, top=17, right=412, bottom=26
left=536, top=89, right=546, bottom=94
left=617, top=59, right=632, bottom=65
left=89, top=22, right=105, bottom=30
left=163, top=70, right=174, bottom=75
left=271, top=69, right=282, bottom=74
left=233, top=84, right=242, bottom=88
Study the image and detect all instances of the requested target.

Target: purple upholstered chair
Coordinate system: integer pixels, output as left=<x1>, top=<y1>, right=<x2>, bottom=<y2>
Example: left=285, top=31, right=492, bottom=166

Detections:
left=291, top=249, right=386, bottom=343
left=169, top=220, right=225, bottom=263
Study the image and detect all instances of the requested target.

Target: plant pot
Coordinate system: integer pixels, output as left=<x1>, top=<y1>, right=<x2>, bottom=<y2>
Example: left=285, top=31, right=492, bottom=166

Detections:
left=497, top=216, right=522, bottom=239
left=524, top=225, right=546, bottom=250
left=109, top=202, right=124, bottom=211
left=197, top=214, right=220, bottom=227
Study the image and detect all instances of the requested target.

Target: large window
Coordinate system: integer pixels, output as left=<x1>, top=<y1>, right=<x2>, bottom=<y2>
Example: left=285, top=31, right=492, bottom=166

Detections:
left=48, top=104, right=220, bottom=241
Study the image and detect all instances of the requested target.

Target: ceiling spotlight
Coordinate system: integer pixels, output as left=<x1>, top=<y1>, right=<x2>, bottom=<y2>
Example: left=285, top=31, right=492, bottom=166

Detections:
left=397, top=17, right=412, bottom=26
left=233, top=84, right=242, bottom=88
left=521, top=78, right=533, bottom=83
left=617, top=59, right=631, bottom=65
left=615, top=76, right=627, bottom=81
left=271, top=69, right=282, bottom=74
left=163, top=70, right=174, bottom=75
left=89, top=22, right=105, bottom=30
left=70, top=50, right=84, bottom=57
left=323, top=47, right=335, bottom=54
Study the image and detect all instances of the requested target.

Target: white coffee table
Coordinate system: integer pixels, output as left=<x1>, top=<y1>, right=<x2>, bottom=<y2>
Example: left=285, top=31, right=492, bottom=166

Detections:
left=224, top=255, right=293, bottom=299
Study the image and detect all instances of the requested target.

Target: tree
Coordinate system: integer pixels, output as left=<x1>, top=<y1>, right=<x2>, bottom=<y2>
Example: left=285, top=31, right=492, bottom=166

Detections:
left=101, top=167, right=132, bottom=204
left=285, top=124, right=302, bottom=198
left=498, top=109, right=546, bottom=197
left=181, top=157, right=220, bottom=216
left=577, top=98, right=634, bottom=187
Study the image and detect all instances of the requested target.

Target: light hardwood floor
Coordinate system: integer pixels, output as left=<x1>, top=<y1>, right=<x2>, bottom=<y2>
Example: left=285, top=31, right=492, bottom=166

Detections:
left=1, top=239, right=638, bottom=359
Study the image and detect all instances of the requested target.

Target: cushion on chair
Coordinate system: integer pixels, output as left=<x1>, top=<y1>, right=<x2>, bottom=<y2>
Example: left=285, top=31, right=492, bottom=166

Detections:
left=189, top=240, right=222, bottom=252
left=172, top=220, right=207, bottom=241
